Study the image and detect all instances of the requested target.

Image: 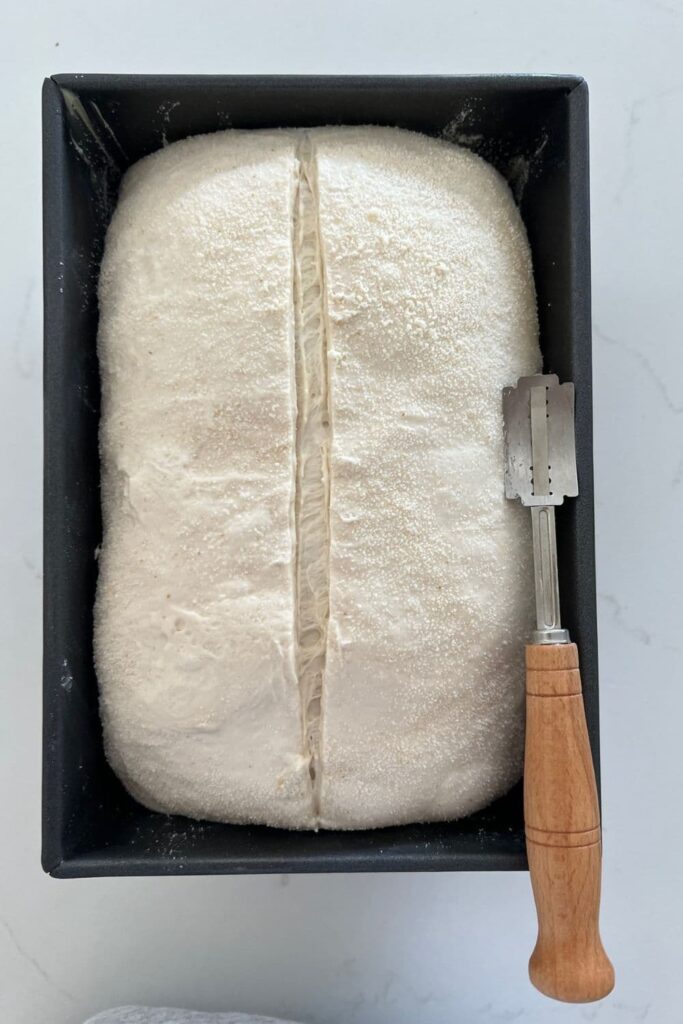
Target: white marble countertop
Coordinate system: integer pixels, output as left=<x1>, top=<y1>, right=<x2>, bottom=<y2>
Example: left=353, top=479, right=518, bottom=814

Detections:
left=2, top=1, right=682, bottom=1022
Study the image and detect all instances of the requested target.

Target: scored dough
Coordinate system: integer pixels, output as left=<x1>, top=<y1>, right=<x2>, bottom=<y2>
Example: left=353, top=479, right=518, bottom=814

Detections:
left=315, top=129, right=539, bottom=827
left=95, top=126, right=540, bottom=830
left=95, top=131, right=314, bottom=827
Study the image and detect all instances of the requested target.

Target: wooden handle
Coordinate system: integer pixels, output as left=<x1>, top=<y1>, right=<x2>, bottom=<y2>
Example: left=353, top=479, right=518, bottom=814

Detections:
left=524, top=643, right=614, bottom=1003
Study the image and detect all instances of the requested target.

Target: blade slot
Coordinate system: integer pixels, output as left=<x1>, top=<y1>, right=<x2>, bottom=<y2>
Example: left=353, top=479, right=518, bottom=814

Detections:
left=530, top=384, right=550, bottom=498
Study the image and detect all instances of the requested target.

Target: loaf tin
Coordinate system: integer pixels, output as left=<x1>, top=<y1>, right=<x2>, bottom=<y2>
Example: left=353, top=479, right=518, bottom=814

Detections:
left=43, top=74, right=596, bottom=877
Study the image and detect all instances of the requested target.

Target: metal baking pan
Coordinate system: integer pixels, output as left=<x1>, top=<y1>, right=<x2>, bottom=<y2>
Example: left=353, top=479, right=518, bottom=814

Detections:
left=43, top=74, right=597, bottom=877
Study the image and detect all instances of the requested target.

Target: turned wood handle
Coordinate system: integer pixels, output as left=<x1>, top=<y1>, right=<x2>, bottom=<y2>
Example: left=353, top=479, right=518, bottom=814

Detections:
left=525, top=643, right=614, bottom=1003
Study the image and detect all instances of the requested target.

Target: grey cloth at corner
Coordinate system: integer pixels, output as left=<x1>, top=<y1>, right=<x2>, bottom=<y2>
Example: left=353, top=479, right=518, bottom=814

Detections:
left=85, top=1007, right=302, bottom=1024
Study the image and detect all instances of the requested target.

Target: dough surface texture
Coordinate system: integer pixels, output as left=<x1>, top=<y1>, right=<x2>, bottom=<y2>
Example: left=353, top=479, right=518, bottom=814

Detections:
left=95, top=126, right=540, bottom=829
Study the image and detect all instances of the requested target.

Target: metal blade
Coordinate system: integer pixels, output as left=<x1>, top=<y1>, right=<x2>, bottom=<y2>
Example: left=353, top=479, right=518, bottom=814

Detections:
left=503, top=374, right=578, bottom=507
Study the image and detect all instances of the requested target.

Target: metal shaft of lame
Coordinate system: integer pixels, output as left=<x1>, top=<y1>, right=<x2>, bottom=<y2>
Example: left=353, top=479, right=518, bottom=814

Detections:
left=529, top=385, right=570, bottom=645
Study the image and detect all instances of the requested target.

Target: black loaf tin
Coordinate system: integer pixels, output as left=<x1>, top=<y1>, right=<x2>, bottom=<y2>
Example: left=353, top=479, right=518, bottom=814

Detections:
left=43, top=74, right=597, bottom=877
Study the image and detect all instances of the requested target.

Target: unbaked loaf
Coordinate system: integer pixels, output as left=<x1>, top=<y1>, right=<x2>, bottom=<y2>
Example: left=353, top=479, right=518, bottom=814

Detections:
left=95, top=132, right=313, bottom=827
left=95, top=126, right=540, bottom=830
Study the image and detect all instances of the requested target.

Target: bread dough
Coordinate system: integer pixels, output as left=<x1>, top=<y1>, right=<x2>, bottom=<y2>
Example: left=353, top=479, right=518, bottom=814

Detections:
left=314, top=129, right=539, bottom=826
left=95, top=126, right=540, bottom=829
left=95, top=131, right=314, bottom=827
